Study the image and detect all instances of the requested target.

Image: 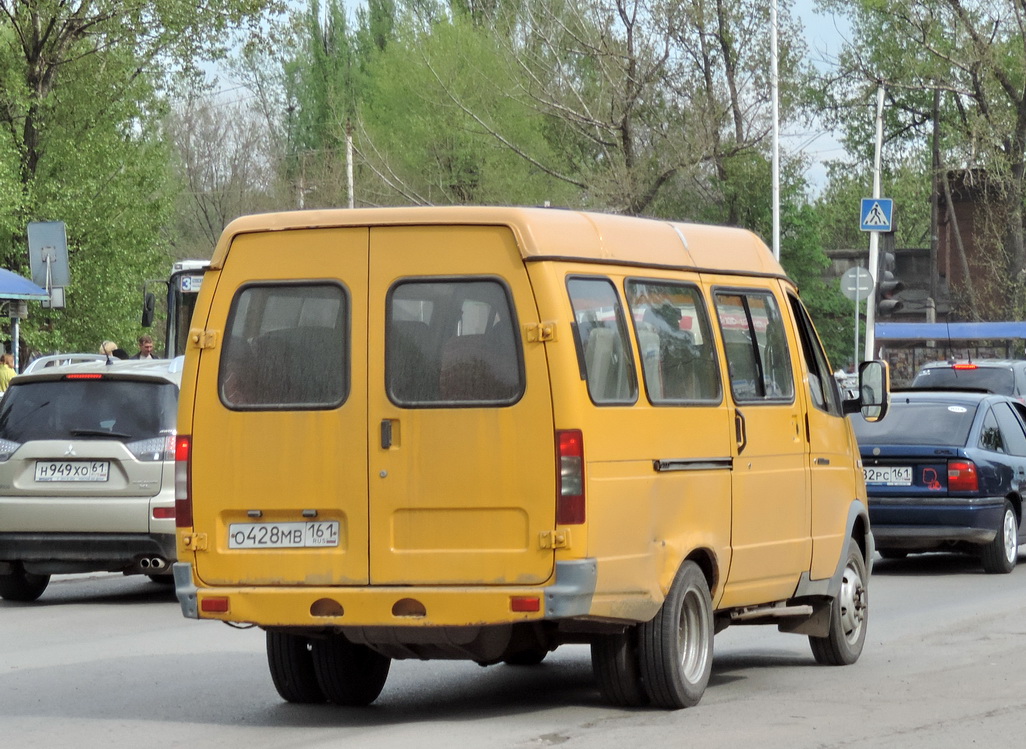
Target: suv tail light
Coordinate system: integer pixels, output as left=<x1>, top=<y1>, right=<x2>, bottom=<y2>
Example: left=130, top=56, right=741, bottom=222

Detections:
left=127, top=434, right=176, bottom=462
left=175, top=435, right=193, bottom=527
left=947, top=459, right=979, bottom=492
left=556, top=429, right=585, bottom=525
left=0, top=438, right=20, bottom=462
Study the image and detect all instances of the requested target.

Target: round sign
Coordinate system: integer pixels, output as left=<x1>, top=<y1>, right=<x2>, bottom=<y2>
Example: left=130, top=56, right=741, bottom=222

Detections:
left=840, top=266, right=874, bottom=301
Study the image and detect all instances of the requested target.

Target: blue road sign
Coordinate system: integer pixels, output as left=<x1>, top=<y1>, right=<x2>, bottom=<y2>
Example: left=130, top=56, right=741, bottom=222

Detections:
left=860, top=198, right=893, bottom=232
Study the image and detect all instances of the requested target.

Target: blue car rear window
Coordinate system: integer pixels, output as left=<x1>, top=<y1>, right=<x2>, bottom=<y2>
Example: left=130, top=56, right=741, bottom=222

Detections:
left=852, top=401, right=976, bottom=446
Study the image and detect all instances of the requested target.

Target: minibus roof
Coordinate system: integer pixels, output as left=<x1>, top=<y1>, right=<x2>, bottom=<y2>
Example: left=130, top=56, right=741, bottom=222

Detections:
left=214, top=206, right=786, bottom=279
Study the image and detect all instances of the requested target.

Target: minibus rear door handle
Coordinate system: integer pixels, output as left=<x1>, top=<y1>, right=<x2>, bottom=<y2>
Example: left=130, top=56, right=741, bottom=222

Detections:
left=735, top=410, right=747, bottom=454
left=380, top=419, right=393, bottom=449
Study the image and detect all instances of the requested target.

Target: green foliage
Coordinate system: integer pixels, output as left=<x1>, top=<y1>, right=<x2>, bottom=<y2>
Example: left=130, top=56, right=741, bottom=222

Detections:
left=0, top=0, right=280, bottom=356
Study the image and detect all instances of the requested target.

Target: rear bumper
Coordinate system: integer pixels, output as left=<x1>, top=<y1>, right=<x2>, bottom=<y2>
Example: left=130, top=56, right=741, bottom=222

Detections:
left=174, top=558, right=598, bottom=625
left=868, top=496, right=1005, bottom=549
left=0, top=532, right=177, bottom=575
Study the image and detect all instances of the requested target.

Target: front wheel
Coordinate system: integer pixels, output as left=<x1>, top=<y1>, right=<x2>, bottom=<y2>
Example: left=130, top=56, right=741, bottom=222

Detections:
left=0, top=563, right=50, bottom=602
left=981, top=501, right=1018, bottom=574
left=810, top=544, right=868, bottom=665
left=636, top=560, right=713, bottom=709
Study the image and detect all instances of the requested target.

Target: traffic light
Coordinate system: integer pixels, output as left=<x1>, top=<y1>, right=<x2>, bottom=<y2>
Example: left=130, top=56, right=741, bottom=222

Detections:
left=876, top=234, right=904, bottom=317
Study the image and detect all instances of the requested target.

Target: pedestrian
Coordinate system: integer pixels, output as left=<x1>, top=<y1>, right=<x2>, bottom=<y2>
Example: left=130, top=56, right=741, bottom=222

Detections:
left=100, top=340, right=129, bottom=362
left=131, top=335, right=157, bottom=360
left=0, top=353, right=15, bottom=391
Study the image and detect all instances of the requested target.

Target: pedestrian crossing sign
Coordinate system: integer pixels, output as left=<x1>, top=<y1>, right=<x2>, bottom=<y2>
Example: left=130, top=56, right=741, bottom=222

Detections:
left=860, top=198, right=894, bottom=232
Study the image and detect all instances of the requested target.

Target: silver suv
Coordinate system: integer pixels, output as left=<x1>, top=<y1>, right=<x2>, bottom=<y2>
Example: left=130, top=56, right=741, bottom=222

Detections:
left=0, top=357, right=183, bottom=601
left=911, top=359, right=1026, bottom=401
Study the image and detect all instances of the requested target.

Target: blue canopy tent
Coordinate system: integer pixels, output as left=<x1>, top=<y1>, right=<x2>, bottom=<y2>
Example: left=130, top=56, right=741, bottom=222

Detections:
left=0, top=268, right=50, bottom=371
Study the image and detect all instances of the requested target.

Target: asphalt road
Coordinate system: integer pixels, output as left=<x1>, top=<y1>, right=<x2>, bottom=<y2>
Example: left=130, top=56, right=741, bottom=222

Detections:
left=2, top=550, right=1024, bottom=748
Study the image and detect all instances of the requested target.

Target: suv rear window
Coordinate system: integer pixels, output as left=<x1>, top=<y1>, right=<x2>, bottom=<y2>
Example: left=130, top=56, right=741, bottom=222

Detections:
left=912, top=366, right=1015, bottom=395
left=0, top=379, right=178, bottom=443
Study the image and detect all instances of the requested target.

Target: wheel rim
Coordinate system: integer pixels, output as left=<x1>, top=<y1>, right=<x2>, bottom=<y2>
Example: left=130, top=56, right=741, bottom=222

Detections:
left=1001, top=508, right=1017, bottom=564
left=838, top=559, right=867, bottom=645
left=677, top=587, right=711, bottom=683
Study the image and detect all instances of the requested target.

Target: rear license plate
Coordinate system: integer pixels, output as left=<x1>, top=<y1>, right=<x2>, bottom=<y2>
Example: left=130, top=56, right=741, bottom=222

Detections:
left=228, top=521, right=340, bottom=549
left=863, top=465, right=912, bottom=486
left=34, top=460, right=110, bottom=482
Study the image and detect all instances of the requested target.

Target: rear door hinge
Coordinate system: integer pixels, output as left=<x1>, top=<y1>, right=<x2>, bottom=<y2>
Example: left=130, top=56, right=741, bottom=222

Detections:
left=539, top=530, right=571, bottom=549
left=182, top=533, right=208, bottom=551
left=188, top=329, right=218, bottom=350
left=525, top=322, right=557, bottom=343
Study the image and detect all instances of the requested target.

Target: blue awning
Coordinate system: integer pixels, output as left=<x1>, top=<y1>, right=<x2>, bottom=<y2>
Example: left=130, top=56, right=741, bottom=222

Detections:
left=876, top=321, right=1026, bottom=340
left=0, top=268, right=49, bottom=300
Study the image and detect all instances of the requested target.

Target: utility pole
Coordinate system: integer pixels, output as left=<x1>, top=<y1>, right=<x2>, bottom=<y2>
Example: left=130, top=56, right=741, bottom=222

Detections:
left=864, top=85, right=886, bottom=362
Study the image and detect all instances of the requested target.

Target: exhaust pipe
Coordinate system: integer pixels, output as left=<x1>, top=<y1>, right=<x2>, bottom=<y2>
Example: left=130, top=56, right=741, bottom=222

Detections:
left=139, top=557, right=167, bottom=570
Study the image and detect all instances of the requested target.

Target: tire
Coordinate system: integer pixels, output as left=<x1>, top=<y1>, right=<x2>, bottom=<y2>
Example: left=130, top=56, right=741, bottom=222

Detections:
left=0, top=563, right=50, bottom=602
left=636, top=561, right=713, bottom=709
left=311, top=633, right=391, bottom=706
left=810, top=544, right=868, bottom=666
left=503, top=647, right=549, bottom=666
left=591, top=631, right=649, bottom=707
left=266, top=631, right=325, bottom=704
left=981, top=501, right=1018, bottom=574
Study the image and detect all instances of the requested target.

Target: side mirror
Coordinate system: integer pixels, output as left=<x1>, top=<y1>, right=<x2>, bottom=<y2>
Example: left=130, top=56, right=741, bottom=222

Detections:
left=141, top=291, right=155, bottom=328
left=843, top=360, right=890, bottom=421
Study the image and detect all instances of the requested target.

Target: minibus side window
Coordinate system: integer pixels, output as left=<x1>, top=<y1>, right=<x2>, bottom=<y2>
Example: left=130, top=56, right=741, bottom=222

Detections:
left=625, top=279, right=721, bottom=404
left=220, top=283, right=348, bottom=410
left=567, top=277, right=638, bottom=405
left=714, top=290, right=794, bottom=403
left=386, top=278, right=524, bottom=407
left=787, top=293, right=842, bottom=415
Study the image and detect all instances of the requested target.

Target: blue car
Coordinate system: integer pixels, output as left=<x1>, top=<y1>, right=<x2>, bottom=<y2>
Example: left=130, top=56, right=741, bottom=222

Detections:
left=851, top=390, right=1026, bottom=573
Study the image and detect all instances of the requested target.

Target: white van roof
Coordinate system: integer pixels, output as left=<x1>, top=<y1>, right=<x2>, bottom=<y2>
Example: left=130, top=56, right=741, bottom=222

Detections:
left=214, top=206, right=786, bottom=279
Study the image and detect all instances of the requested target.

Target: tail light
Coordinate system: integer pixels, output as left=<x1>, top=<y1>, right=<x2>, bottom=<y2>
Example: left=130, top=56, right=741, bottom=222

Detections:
left=947, top=459, right=979, bottom=492
left=952, top=363, right=978, bottom=370
left=175, top=435, right=193, bottom=527
left=127, top=434, right=176, bottom=462
left=556, top=429, right=585, bottom=525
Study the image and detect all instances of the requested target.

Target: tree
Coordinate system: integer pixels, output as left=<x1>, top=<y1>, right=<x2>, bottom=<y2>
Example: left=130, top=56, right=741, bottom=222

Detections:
left=0, top=0, right=282, bottom=354
left=817, top=0, right=1026, bottom=320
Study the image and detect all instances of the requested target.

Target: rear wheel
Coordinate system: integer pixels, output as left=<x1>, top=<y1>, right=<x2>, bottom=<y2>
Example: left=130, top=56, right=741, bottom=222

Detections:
left=312, top=633, right=391, bottom=706
left=591, top=630, right=649, bottom=707
left=981, top=501, right=1018, bottom=574
left=810, top=544, right=868, bottom=665
left=636, top=561, right=713, bottom=709
left=0, top=563, right=50, bottom=602
left=266, top=631, right=325, bottom=704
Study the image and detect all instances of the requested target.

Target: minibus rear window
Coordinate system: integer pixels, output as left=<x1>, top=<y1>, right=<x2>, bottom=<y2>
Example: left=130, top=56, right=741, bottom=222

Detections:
left=219, top=283, right=348, bottom=410
left=386, top=278, right=524, bottom=407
